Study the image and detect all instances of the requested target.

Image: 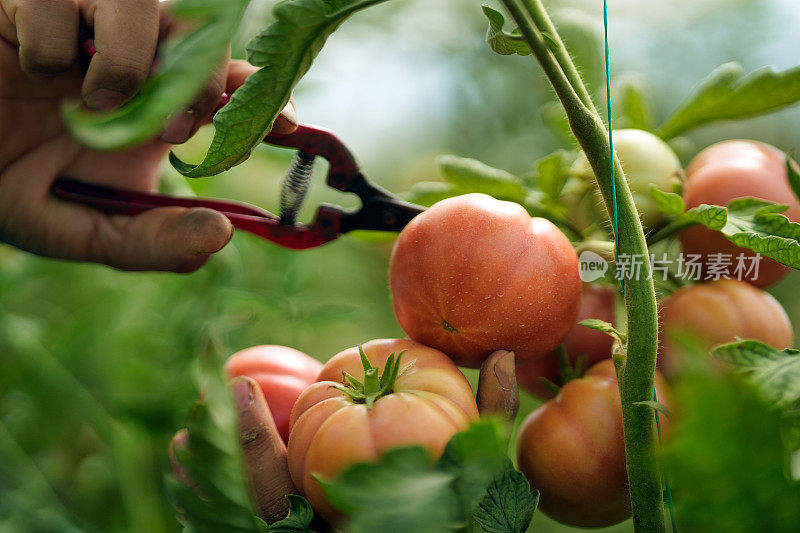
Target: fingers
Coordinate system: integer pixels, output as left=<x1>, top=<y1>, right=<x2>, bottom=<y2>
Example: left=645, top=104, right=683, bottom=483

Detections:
left=0, top=135, right=233, bottom=272
left=476, top=350, right=519, bottom=422
left=1, top=0, right=79, bottom=75
left=80, top=0, right=159, bottom=109
left=162, top=55, right=299, bottom=143
left=224, top=59, right=258, bottom=94
left=89, top=206, right=234, bottom=272
left=232, top=377, right=297, bottom=523
left=162, top=61, right=227, bottom=144
left=158, top=4, right=227, bottom=144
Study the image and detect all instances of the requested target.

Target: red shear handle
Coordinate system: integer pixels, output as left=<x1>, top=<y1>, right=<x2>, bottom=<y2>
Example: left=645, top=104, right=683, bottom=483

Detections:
left=264, top=124, right=362, bottom=192
left=52, top=178, right=343, bottom=250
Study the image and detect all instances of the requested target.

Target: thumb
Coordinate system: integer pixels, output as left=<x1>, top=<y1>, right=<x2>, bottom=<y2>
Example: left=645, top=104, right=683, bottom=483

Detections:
left=476, top=350, right=519, bottom=422
left=93, top=206, right=234, bottom=272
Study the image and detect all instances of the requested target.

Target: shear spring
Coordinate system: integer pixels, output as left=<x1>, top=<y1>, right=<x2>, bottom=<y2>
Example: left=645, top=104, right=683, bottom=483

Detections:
left=280, top=150, right=315, bottom=225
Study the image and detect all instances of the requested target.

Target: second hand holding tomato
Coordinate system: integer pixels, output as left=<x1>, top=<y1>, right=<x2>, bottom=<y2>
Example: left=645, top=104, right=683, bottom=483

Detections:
left=170, top=340, right=518, bottom=526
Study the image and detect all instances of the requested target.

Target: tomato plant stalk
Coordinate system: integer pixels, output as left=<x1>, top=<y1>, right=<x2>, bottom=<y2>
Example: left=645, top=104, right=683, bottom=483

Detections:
left=498, top=1, right=664, bottom=530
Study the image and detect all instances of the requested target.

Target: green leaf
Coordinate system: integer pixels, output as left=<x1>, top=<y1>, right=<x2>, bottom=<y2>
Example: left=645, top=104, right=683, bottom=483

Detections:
left=63, top=0, right=248, bottom=150
left=787, top=156, right=800, bottom=205
left=404, top=181, right=465, bottom=207
left=614, top=73, right=653, bottom=130
left=657, top=62, right=800, bottom=140
left=437, top=155, right=528, bottom=202
left=167, top=357, right=269, bottom=533
left=472, top=469, right=539, bottom=533
left=318, top=447, right=461, bottom=533
left=171, top=0, right=390, bottom=177
left=436, top=419, right=509, bottom=515
left=268, top=495, right=315, bottom=533
left=319, top=420, right=537, bottom=533
left=482, top=5, right=531, bottom=57
left=651, top=193, right=800, bottom=268
left=684, top=203, right=728, bottom=230
left=436, top=420, right=538, bottom=532
left=715, top=340, right=800, bottom=409
left=663, top=347, right=800, bottom=532
left=651, top=187, right=726, bottom=229
left=578, top=318, right=626, bottom=344
left=650, top=187, right=686, bottom=216
left=719, top=198, right=800, bottom=269
left=535, top=150, right=570, bottom=200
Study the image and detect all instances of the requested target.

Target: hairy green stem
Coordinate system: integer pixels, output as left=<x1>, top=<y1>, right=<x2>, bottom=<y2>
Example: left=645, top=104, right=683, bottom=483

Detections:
left=518, top=0, right=598, bottom=114
left=499, top=1, right=664, bottom=531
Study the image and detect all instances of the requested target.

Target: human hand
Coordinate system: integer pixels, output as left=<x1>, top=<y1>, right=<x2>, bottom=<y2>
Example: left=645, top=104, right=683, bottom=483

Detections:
left=0, top=0, right=297, bottom=271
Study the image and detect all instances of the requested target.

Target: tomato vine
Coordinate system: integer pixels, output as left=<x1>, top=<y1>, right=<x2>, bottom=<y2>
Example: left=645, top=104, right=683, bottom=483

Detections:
left=496, top=0, right=664, bottom=530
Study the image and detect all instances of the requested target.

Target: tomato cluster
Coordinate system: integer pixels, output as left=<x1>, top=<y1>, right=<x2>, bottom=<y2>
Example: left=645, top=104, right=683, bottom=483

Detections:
left=218, top=136, right=797, bottom=528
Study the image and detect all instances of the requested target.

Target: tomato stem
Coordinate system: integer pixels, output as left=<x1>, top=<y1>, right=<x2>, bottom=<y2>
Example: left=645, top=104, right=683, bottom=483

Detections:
left=499, top=1, right=665, bottom=531
left=337, top=348, right=404, bottom=408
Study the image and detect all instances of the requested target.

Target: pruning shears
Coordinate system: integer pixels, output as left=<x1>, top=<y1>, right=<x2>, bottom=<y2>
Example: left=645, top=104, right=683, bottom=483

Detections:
left=52, top=39, right=425, bottom=250
left=53, top=124, right=425, bottom=249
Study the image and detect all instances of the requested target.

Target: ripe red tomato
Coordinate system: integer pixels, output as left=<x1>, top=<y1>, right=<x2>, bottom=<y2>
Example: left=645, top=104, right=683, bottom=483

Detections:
left=287, top=338, right=479, bottom=522
left=225, top=345, right=323, bottom=443
left=680, top=140, right=800, bottom=287
left=389, top=194, right=581, bottom=368
left=658, top=279, right=794, bottom=376
left=516, top=360, right=671, bottom=528
left=517, top=283, right=616, bottom=398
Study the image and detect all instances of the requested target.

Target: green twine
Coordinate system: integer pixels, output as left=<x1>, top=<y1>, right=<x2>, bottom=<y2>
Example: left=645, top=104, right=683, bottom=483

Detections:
left=603, top=2, right=676, bottom=530
left=602, top=0, right=622, bottom=293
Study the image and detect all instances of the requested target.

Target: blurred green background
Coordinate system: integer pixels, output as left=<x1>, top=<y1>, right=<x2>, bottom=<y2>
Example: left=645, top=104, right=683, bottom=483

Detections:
left=2, top=0, right=800, bottom=531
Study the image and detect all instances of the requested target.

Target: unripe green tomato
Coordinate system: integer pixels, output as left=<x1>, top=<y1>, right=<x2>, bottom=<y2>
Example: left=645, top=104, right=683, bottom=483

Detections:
left=572, top=129, right=683, bottom=231
left=516, top=360, right=672, bottom=528
left=679, top=140, right=800, bottom=287
left=658, top=279, right=794, bottom=377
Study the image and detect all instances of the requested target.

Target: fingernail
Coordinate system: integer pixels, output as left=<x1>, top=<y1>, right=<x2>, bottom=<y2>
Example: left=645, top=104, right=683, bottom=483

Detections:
left=282, top=100, right=298, bottom=127
left=232, top=377, right=255, bottom=411
left=271, top=101, right=299, bottom=135
left=162, top=110, right=196, bottom=144
left=493, top=351, right=516, bottom=390
left=180, top=208, right=233, bottom=254
left=85, top=88, right=127, bottom=111
left=170, top=429, right=189, bottom=456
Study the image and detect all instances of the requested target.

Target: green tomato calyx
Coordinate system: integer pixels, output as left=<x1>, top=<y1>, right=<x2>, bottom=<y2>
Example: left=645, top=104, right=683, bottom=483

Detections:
left=337, top=347, right=405, bottom=408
